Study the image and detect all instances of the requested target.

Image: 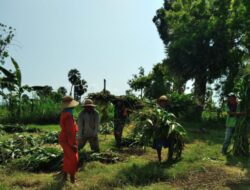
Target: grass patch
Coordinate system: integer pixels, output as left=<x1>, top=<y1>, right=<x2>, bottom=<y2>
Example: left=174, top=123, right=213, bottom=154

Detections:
left=0, top=120, right=250, bottom=189
left=27, top=124, right=60, bottom=132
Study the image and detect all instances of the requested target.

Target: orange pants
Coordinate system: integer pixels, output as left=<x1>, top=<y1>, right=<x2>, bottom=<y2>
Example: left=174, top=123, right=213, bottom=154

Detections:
left=60, top=142, right=79, bottom=175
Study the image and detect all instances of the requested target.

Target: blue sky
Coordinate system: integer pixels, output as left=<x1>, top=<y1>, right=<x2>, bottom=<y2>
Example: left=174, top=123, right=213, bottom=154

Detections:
left=1, top=0, right=165, bottom=95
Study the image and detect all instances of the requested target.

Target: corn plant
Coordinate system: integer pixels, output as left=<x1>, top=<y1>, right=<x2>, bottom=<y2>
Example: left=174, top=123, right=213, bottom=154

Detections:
left=233, top=72, right=250, bottom=156
left=130, top=106, right=186, bottom=161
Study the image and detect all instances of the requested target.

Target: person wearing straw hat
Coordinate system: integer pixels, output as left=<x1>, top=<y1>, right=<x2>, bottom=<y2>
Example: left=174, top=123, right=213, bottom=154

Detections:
left=158, top=95, right=172, bottom=112
left=59, top=96, right=79, bottom=183
left=77, top=98, right=100, bottom=152
left=152, top=95, right=172, bottom=162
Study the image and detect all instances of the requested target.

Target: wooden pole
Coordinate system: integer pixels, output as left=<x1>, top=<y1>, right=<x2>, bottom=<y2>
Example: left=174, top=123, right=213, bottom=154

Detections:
left=104, top=79, right=106, bottom=93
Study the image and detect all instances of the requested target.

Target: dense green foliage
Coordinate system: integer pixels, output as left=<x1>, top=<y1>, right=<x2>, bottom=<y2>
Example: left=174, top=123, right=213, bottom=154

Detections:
left=0, top=97, right=61, bottom=124
left=127, top=67, right=151, bottom=98
left=0, top=23, right=15, bottom=64
left=153, top=0, right=250, bottom=119
left=128, top=64, right=187, bottom=99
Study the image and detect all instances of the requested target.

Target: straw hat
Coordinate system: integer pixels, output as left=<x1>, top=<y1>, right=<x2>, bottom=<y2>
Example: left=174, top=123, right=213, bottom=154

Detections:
left=83, top=99, right=96, bottom=107
left=228, top=92, right=236, bottom=97
left=62, top=96, right=79, bottom=109
left=158, top=95, right=168, bottom=101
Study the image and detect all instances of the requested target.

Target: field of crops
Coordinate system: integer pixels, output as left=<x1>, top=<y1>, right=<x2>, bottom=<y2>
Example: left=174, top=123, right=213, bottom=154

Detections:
left=1, top=121, right=250, bottom=190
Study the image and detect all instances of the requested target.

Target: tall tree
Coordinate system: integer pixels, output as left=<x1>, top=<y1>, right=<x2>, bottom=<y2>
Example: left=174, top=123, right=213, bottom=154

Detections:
left=74, top=79, right=88, bottom=102
left=145, top=63, right=174, bottom=98
left=153, top=0, right=247, bottom=119
left=68, top=69, right=81, bottom=96
left=67, top=69, right=88, bottom=101
left=0, top=23, right=15, bottom=65
left=128, top=67, right=151, bottom=98
left=36, top=85, right=53, bottom=98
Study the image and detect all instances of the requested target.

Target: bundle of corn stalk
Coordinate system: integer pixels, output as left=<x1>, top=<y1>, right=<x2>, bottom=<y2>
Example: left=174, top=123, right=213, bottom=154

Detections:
left=233, top=71, right=250, bottom=156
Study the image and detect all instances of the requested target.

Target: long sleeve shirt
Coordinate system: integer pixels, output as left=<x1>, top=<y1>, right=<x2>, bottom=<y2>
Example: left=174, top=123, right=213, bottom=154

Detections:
left=77, top=109, right=100, bottom=138
left=59, top=111, right=78, bottom=146
left=225, top=104, right=241, bottom=128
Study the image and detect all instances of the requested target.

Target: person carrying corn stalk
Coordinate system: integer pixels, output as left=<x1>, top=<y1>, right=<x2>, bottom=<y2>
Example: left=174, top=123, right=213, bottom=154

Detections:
left=113, top=97, right=129, bottom=148
left=221, top=93, right=246, bottom=155
left=232, top=72, right=250, bottom=156
left=152, top=95, right=172, bottom=162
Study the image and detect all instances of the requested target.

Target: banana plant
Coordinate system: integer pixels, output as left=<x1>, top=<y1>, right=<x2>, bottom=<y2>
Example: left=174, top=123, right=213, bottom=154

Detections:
left=0, top=57, right=30, bottom=116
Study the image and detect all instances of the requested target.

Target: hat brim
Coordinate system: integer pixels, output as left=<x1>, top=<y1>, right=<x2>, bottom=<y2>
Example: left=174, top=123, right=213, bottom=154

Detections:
left=62, top=100, right=79, bottom=109
left=159, top=98, right=168, bottom=101
left=227, top=93, right=236, bottom=98
left=83, top=104, right=96, bottom=107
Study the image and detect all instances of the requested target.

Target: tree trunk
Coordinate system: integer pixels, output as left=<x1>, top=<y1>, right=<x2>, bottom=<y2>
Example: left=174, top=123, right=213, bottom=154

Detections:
left=70, top=85, right=73, bottom=96
left=194, top=75, right=207, bottom=121
left=73, top=86, right=76, bottom=100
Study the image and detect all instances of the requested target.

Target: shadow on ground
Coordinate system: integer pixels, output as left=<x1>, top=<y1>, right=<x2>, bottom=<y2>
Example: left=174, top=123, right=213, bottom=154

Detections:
left=182, top=120, right=225, bottom=145
left=224, top=153, right=250, bottom=190
left=100, top=160, right=179, bottom=188
left=40, top=172, right=66, bottom=190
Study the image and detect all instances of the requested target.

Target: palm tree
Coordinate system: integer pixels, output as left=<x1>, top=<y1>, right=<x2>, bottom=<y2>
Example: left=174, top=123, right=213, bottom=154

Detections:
left=74, top=79, right=88, bottom=101
left=68, top=69, right=81, bottom=96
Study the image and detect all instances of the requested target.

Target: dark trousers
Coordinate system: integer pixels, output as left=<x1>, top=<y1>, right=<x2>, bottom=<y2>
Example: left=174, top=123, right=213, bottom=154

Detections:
left=114, top=121, right=125, bottom=147
left=222, top=127, right=235, bottom=153
left=78, top=136, right=100, bottom=152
